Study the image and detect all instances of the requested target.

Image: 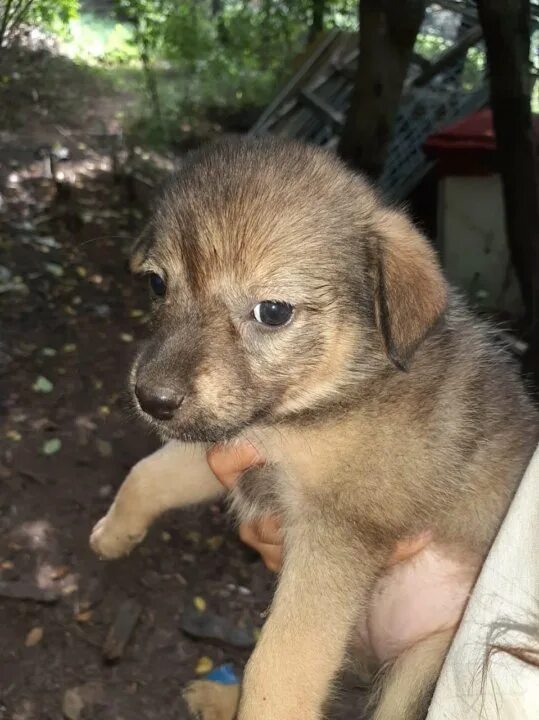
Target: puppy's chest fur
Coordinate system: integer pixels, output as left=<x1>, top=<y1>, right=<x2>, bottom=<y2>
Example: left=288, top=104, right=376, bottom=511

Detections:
left=229, top=464, right=284, bottom=524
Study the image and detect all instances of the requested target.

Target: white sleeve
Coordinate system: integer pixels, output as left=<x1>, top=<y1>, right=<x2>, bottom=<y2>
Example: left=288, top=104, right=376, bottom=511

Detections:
left=427, top=443, right=539, bottom=719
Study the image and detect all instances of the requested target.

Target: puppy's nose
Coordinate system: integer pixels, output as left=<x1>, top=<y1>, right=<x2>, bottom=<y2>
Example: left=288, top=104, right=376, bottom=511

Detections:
left=135, top=384, right=183, bottom=420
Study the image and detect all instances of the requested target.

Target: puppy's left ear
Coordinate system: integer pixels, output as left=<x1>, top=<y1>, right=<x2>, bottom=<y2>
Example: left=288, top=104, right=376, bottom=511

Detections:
left=374, top=209, right=448, bottom=370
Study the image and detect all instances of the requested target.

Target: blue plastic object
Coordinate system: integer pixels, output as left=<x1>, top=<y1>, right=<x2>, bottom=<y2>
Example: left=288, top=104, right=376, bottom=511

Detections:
left=205, top=664, right=239, bottom=685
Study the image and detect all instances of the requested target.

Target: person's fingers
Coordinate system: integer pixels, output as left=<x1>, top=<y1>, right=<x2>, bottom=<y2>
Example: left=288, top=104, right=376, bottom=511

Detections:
left=207, top=441, right=264, bottom=490
left=239, top=521, right=283, bottom=573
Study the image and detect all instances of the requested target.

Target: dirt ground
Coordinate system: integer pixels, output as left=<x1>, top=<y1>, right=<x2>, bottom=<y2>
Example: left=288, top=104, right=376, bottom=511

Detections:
left=0, top=44, right=365, bottom=720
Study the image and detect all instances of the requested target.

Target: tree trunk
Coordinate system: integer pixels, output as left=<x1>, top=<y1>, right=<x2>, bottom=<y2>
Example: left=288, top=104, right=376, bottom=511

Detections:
left=308, top=0, right=325, bottom=43
left=338, top=0, right=426, bottom=180
left=140, top=40, right=164, bottom=135
left=477, top=0, right=539, bottom=392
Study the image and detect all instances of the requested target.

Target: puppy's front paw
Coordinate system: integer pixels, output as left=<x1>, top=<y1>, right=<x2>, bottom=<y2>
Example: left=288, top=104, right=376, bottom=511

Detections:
left=90, top=512, right=146, bottom=559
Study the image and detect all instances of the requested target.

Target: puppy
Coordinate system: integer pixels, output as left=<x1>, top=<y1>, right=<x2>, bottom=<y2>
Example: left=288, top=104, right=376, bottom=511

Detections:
left=91, top=138, right=539, bottom=720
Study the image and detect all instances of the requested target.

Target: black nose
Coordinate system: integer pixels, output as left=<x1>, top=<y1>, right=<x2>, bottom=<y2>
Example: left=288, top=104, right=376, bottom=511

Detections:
left=135, top=384, right=183, bottom=420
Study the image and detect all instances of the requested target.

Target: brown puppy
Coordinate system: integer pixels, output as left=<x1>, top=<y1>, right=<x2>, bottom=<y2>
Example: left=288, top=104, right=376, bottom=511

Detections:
left=90, top=138, right=539, bottom=720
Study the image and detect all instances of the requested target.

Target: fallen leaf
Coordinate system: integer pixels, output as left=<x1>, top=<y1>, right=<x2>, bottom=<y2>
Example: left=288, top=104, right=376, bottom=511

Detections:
left=25, top=627, right=43, bottom=647
left=193, top=596, right=206, bottom=612
left=130, top=309, right=144, bottom=318
left=206, top=535, right=223, bottom=551
left=74, top=610, right=93, bottom=623
left=51, top=565, right=70, bottom=580
left=41, top=347, right=57, bottom=357
left=96, top=439, right=112, bottom=458
left=62, top=687, right=84, bottom=720
left=35, top=236, right=60, bottom=249
left=195, top=656, right=213, bottom=675
left=120, top=333, right=133, bottom=343
left=42, top=438, right=61, bottom=455
left=161, top=531, right=171, bottom=542
left=75, top=266, right=87, bottom=278
left=44, top=262, right=64, bottom=277
left=98, top=405, right=110, bottom=416
left=63, top=343, right=77, bottom=353
left=6, top=430, right=21, bottom=441
left=33, top=376, right=53, bottom=393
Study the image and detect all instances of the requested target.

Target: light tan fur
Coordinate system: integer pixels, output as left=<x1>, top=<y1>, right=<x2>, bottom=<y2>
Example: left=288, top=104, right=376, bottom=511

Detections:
left=90, top=138, right=539, bottom=720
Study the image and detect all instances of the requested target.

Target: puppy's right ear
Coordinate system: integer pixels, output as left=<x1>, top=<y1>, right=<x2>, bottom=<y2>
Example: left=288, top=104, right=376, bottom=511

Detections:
left=373, top=209, right=448, bottom=370
left=129, top=223, right=153, bottom=273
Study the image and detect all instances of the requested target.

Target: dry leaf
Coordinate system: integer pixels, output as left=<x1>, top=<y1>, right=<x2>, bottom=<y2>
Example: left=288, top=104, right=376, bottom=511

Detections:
left=193, top=596, right=206, bottom=612
left=25, top=627, right=43, bottom=647
left=195, top=656, right=213, bottom=675
left=206, top=535, right=223, bottom=551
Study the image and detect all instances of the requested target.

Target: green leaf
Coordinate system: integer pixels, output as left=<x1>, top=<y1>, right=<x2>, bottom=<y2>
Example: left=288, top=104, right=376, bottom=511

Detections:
left=42, top=438, right=62, bottom=455
left=44, top=262, right=64, bottom=277
left=33, top=376, right=54, bottom=393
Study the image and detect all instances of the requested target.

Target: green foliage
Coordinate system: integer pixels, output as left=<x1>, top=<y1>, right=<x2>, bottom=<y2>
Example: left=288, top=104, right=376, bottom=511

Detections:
left=28, top=0, right=78, bottom=31
left=62, top=14, right=137, bottom=64
left=0, top=0, right=79, bottom=47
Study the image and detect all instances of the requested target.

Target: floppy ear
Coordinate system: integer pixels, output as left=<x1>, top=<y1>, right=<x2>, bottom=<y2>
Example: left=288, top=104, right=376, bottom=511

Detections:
left=374, top=210, right=448, bottom=370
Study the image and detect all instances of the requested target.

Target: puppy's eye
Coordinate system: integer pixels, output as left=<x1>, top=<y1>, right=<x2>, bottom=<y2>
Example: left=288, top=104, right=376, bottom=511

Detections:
left=148, top=272, right=166, bottom=297
left=252, top=301, right=294, bottom=327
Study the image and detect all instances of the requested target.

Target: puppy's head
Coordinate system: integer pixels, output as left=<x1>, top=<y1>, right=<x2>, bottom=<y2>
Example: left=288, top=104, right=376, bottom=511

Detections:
left=130, top=138, right=447, bottom=442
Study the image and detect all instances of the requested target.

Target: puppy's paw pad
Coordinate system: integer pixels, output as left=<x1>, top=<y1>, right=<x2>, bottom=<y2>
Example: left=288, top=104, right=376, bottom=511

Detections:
left=90, top=516, right=145, bottom=559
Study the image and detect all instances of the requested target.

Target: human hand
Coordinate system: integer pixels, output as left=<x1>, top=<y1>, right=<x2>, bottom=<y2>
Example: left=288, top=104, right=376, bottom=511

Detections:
left=207, top=442, right=283, bottom=572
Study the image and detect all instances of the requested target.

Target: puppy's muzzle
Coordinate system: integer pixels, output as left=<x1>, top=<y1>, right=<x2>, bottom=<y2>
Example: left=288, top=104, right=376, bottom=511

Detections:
left=135, top=383, right=184, bottom=421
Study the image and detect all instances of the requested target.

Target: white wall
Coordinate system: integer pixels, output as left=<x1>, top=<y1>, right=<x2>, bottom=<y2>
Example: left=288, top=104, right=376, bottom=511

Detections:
left=437, top=174, right=523, bottom=314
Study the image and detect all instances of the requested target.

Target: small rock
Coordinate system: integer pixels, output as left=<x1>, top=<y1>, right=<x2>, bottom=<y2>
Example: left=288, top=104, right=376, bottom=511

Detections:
left=181, top=605, right=256, bottom=650
left=102, top=599, right=142, bottom=661
left=93, top=303, right=110, bottom=318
